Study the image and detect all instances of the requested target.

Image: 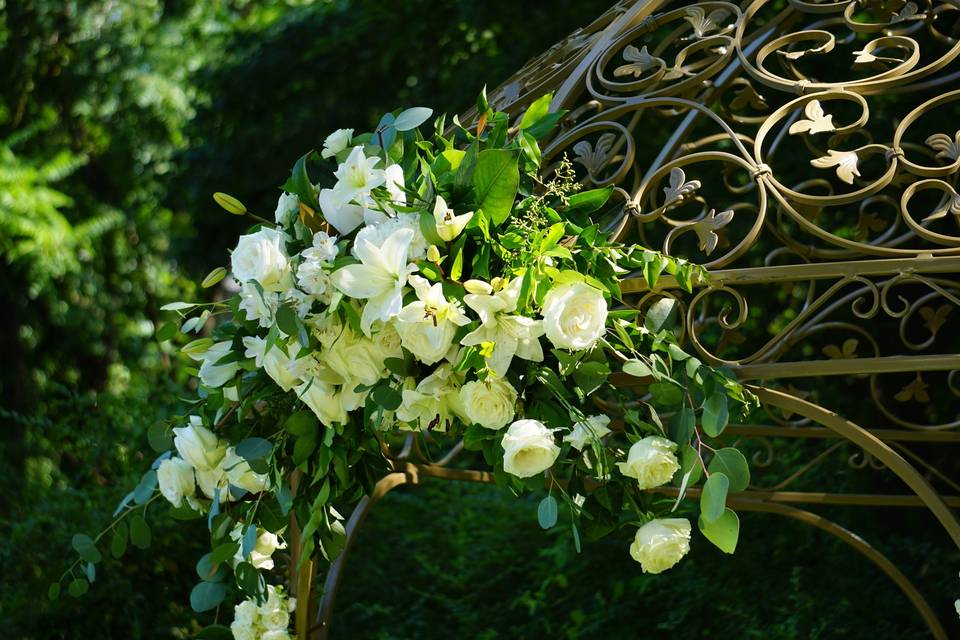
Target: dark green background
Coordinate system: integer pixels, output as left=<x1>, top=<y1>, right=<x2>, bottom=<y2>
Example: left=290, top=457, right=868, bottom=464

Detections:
left=1, top=1, right=956, bottom=638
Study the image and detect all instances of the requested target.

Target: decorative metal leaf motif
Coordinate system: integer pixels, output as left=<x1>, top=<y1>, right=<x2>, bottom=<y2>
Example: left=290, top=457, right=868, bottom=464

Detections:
left=779, top=39, right=834, bottom=61
left=919, top=304, right=952, bottom=336
left=854, top=211, right=886, bottom=240
left=822, top=338, right=858, bottom=360
left=852, top=42, right=905, bottom=66
left=921, top=188, right=960, bottom=224
left=925, top=132, right=960, bottom=161
left=684, top=6, right=731, bottom=38
left=614, top=45, right=662, bottom=78
left=788, top=100, right=835, bottom=135
left=890, top=1, right=920, bottom=23
left=691, top=208, right=734, bottom=255
left=662, top=167, right=701, bottom=207
left=811, top=150, right=861, bottom=184
left=894, top=373, right=930, bottom=403
left=730, top=81, right=768, bottom=111
left=572, top=133, right=616, bottom=176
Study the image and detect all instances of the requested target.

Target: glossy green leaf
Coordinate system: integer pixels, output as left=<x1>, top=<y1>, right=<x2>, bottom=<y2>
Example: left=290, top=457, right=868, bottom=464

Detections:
left=473, top=149, right=520, bottom=226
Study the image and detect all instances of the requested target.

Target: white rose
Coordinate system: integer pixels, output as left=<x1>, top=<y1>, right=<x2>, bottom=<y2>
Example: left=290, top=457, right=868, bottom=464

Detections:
left=617, top=436, right=680, bottom=489
left=156, top=456, right=196, bottom=508
left=297, top=378, right=347, bottom=427
left=197, top=340, right=240, bottom=388
left=259, top=586, right=293, bottom=631
left=563, top=414, right=612, bottom=451
left=541, top=281, right=608, bottom=351
left=229, top=620, right=256, bottom=640
left=196, top=465, right=233, bottom=502
left=396, top=365, right=463, bottom=431
left=231, top=526, right=286, bottom=570
left=261, top=632, right=292, bottom=640
left=231, top=227, right=289, bottom=290
left=242, top=337, right=300, bottom=392
left=233, top=599, right=259, bottom=627
left=224, top=448, right=271, bottom=494
left=173, top=419, right=226, bottom=471
left=324, top=331, right=389, bottom=387
left=274, top=192, right=300, bottom=225
left=321, top=128, right=353, bottom=159
left=501, top=419, right=560, bottom=478
left=629, top=518, right=691, bottom=574
left=459, top=378, right=517, bottom=430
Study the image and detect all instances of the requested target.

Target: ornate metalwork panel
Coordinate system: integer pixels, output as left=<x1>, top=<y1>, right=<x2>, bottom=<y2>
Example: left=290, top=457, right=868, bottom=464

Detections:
left=302, top=1, right=960, bottom=637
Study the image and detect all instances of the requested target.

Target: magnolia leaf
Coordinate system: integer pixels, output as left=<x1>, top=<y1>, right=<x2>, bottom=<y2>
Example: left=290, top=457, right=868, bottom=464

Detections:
left=473, top=149, right=520, bottom=226
left=519, top=93, right=554, bottom=130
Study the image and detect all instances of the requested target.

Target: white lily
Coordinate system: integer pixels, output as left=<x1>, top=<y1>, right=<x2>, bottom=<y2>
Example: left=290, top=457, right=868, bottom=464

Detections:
left=432, top=195, right=474, bottom=242
left=396, top=275, right=471, bottom=364
left=318, top=146, right=388, bottom=234
left=461, top=277, right=545, bottom=376
left=334, top=146, right=385, bottom=199
left=330, top=227, right=417, bottom=335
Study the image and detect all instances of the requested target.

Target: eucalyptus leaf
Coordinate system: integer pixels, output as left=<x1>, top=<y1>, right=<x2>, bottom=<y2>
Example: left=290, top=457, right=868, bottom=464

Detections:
left=699, top=508, right=740, bottom=554
left=71, top=533, right=102, bottom=564
left=190, top=581, right=226, bottom=613
left=701, top=472, right=729, bottom=523
left=708, top=448, right=750, bottom=492
left=393, top=107, right=433, bottom=131
left=701, top=392, right=729, bottom=437
left=235, top=437, right=272, bottom=462
left=130, top=515, right=151, bottom=549
left=537, top=495, right=559, bottom=529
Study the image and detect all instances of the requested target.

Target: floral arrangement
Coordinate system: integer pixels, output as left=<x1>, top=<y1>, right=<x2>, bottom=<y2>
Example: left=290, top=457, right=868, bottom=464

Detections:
left=54, top=91, right=754, bottom=638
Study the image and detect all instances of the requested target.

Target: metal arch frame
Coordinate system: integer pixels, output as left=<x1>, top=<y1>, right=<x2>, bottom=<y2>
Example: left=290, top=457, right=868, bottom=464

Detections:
left=304, top=384, right=958, bottom=639
left=291, top=0, right=960, bottom=636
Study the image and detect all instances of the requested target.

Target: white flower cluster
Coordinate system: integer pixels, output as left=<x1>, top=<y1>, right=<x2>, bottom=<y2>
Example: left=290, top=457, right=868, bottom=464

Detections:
left=157, top=419, right=270, bottom=509
left=217, top=135, right=613, bottom=481
left=230, top=584, right=296, bottom=640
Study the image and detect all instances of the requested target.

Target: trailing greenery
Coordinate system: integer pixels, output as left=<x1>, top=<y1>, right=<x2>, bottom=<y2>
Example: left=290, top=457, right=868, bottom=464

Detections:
left=2, top=1, right=956, bottom=638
